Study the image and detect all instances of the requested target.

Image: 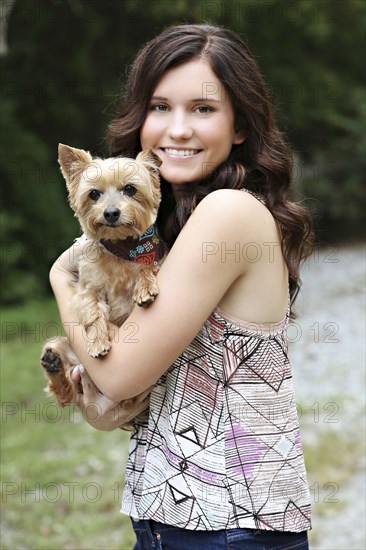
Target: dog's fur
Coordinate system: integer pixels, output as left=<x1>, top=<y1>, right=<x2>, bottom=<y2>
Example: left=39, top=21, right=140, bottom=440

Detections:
left=40, top=144, right=164, bottom=429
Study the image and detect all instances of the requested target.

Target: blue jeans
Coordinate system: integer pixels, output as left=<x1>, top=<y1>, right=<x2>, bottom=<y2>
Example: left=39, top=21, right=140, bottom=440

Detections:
left=131, top=518, right=309, bottom=549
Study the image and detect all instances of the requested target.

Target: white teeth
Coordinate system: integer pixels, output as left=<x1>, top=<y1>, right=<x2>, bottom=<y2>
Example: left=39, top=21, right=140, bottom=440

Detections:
left=165, top=148, right=198, bottom=156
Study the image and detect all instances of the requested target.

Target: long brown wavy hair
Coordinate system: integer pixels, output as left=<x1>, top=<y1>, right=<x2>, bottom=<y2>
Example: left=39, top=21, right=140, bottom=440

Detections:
left=107, top=23, right=313, bottom=312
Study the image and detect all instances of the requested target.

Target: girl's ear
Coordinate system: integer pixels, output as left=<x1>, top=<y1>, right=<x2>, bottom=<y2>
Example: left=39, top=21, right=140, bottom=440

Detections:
left=233, top=129, right=246, bottom=145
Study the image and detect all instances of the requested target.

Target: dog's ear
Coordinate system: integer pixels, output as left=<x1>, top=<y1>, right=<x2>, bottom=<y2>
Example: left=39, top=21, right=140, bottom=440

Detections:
left=136, top=149, right=162, bottom=174
left=136, top=150, right=162, bottom=209
left=58, top=143, right=93, bottom=185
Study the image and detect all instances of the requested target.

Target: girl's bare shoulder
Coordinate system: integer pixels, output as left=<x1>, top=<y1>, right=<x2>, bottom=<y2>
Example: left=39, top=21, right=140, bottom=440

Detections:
left=190, top=188, right=276, bottom=241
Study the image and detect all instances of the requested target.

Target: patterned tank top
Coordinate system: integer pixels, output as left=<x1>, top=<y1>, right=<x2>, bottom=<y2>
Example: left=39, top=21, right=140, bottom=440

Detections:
left=121, top=306, right=312, bottom=532
left=121, top=189, right=311, bottom=532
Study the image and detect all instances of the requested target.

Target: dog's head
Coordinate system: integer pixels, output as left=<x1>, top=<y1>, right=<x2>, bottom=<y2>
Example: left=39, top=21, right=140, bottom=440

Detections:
left=58, top=144, right=162, bottom=241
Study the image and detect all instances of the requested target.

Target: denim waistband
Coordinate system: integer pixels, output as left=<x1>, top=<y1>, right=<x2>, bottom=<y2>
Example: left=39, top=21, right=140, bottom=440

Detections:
left=130, top=517, right=309, bottom=550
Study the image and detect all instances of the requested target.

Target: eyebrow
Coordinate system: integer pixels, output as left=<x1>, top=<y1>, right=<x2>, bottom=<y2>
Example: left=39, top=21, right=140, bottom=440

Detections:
left=151, top=95, right=221, bottom=103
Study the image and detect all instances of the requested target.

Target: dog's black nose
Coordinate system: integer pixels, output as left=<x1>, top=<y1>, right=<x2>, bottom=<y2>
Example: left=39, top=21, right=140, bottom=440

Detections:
left=104, top=208, right=121, bottom=224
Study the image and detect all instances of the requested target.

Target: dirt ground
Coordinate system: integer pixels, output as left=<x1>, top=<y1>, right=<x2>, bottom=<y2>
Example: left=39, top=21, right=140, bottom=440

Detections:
left=289, top=244, right=365, bottom=549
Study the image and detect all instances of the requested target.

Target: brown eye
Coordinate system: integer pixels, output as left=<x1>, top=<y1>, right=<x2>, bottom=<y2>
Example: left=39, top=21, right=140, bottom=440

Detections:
left=123, top=184, right=137, bottom=197
left=89, top=189, right=101, bottom=201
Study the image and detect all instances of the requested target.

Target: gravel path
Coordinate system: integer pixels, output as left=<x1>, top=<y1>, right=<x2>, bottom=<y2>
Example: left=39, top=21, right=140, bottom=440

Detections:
left=289, top=244, right=366, bottom=549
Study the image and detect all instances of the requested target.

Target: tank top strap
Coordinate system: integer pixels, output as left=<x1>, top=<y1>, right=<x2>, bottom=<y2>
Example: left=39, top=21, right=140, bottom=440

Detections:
left=240, top=187, right=266, bottom=206
left=286, top=284, right=291, bottom=321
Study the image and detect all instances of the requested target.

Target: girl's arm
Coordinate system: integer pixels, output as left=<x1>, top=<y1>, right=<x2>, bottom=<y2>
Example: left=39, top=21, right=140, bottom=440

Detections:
left=51, top=190, right=268, bottom=402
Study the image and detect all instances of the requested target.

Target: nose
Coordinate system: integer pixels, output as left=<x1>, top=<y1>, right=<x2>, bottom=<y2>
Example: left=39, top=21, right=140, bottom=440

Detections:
left=168, top=110, right=193, bottom=140
left=103, top=208, right=121, bottom=224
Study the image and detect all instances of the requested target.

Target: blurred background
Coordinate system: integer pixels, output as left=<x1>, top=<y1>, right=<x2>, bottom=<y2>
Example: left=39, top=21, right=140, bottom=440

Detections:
left=1, top=1, right=365, bottom=549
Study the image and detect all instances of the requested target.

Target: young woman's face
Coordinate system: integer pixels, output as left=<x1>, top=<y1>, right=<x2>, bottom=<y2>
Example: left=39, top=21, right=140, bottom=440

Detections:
left=140, top=59, right=245, bottom=185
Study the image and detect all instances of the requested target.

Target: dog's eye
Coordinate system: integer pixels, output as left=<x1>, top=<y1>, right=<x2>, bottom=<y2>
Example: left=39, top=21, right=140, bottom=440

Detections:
left=89, top=189, right=101, bottom=201
left=123, top=184, right=137, bottom=197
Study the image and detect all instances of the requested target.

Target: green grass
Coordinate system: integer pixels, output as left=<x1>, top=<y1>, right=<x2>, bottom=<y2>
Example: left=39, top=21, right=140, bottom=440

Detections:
left=1, top=299, right=135, bottom=550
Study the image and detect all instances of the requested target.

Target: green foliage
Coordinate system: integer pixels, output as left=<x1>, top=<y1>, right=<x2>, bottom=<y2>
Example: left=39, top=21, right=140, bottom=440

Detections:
left=208, top=0, right=366, bottom=242
left=1, top=0, right=365, bottom=304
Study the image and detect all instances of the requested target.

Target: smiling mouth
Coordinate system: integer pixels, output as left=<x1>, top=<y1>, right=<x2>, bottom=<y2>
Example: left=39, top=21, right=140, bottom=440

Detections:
left=161, top=148, right=202, bottom=157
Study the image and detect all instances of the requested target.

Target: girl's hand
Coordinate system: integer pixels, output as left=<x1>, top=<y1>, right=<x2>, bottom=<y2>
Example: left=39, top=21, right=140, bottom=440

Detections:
left=71, top=365, right=125, bottom=431
left=50, top=235, right=88, bottom=283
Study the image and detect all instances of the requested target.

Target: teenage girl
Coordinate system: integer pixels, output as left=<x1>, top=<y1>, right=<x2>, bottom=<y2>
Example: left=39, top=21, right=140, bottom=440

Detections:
left=51, top=23, right=313, bottom=550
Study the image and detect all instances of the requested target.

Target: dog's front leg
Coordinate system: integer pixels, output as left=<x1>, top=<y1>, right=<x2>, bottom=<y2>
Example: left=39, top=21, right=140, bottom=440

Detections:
left=133, top=266, right=160, bottom=307
left=76, top=288, right=112, bottom=357
left=40, top=336, right=79, bottom=406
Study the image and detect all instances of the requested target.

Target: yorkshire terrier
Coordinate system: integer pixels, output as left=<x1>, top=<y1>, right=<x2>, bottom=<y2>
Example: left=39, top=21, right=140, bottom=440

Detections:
left=40, top=143, right=165, bottom=428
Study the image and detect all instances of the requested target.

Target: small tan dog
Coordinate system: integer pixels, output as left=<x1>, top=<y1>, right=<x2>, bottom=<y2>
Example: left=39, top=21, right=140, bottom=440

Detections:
left=41, top=144, right=165, bottom=428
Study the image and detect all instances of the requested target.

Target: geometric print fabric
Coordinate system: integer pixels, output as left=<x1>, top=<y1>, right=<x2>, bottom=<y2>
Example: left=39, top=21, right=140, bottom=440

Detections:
left=121, top=307, right=311, bottom=533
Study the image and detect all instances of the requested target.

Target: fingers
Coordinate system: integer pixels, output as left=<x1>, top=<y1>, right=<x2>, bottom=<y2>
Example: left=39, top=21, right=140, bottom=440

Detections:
left=71, top=364, right=82, bottom=384
left=72, top=364, right=94, bottom=400
left=78, top=366, right=100, bottom=404
left=72, top=366, right=119, bottom=425
left=51, top=239, right=88, bottom=280
left=73, top=365, right=116, bottom=414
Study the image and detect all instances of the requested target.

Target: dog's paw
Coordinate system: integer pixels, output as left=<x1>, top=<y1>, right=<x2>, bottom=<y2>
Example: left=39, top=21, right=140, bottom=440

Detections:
left=86, top=340, right=111, bottom=358
left=137, top=294, right=158, bottom=308
left=41, top=349, right=63, bottom=374
left=134, top=289, right=158, bottom=308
